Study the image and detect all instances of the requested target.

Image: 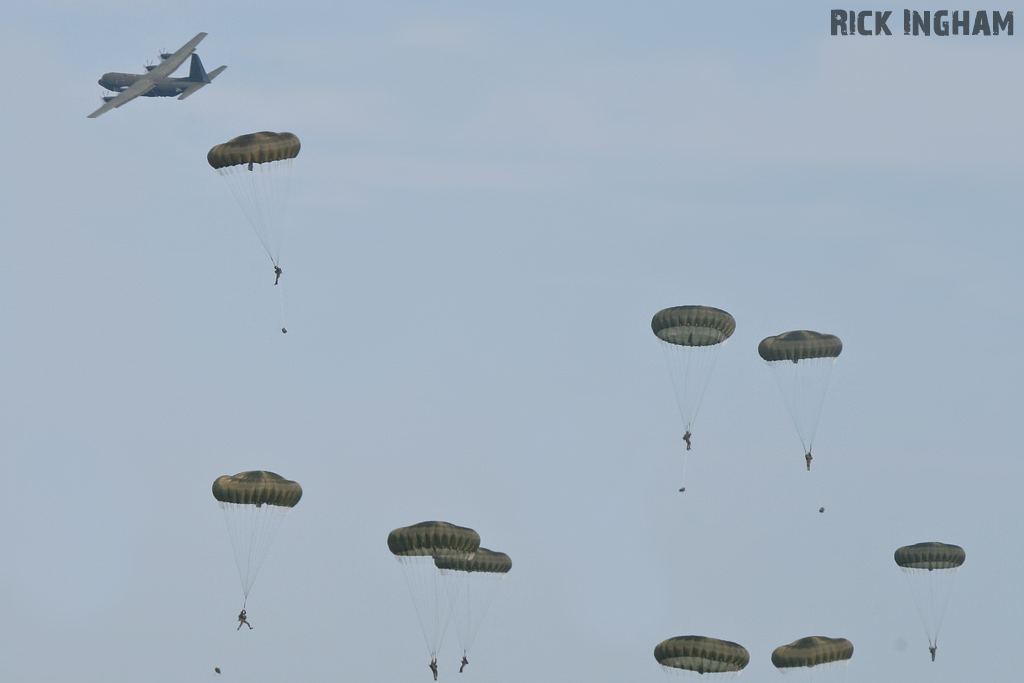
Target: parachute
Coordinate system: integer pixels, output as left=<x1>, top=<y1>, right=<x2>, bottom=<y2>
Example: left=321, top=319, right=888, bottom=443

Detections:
left=388, top=522, right=481, bottom=661
left=434, top=548, right=511, bottom=665
left=654, top=636, right=749, bottom=678
left=209, top=132, right=299, bottom=332
left=652, top=306, right=736, bottom=489
left=895, top=542, right=965, bottom=659
left=212, top=471, right=302, bottom=604
left=759, top=330, right=841, bottom=472
left=771, top=637, right=853, bottom=682
left=208, top=131, right=300, bottom=267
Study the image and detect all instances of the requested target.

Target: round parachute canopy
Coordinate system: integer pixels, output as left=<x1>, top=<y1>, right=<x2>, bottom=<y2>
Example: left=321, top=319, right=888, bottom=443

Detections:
left=207, top=132, right=301, bottom=170
left=758, top=331, right=842, bottom=363
left=654, top=636, right=750, bottom=675
left=895, top=542, right=965, bottom=570
left=652, top=306, right=736, bottom=347
left=434, top=548, right=512, bottom=573
left=212, top=471, right=302, bottom=507
left=771, top=637, right=854, bottom=669
left=388, top=521, right=480, bottom=558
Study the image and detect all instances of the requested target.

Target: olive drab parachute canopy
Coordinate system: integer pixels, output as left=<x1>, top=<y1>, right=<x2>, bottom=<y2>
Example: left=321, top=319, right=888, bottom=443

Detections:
left=759, top=330, right=842, bottom=468
left=208, top=132, right=301, bottom=268
left=894, top=542, right=966, bottom=570
left=434, top=548, right=511, bottom=665
left=895, top=542, right=965, bottom=659
left=654, top=636, right=750, bottom=678
left=207, top=132, right=301, bottom=170
left=771, top=637, right=853, bottom=682
left=389, top=522, right=481, bottom=661
left=757, top=331, right=842, bottom=363
left=213, top=471, right=302, bottom=603
left=388, top=521, right=481, bottom=558
left=652, top=306, right=735, bottom=490
left=433, top=548, right=512, bottom=573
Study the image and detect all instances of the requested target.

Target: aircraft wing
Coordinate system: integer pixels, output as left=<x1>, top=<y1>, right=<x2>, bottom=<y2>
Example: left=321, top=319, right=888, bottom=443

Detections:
left=87, top=77, right=158, bottom=118
left=150, top=32, right=207, bottom=78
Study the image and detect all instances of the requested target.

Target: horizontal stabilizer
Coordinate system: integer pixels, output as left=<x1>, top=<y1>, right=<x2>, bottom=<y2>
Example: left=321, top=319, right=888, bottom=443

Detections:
left=177, top=66, right=226, bottom=100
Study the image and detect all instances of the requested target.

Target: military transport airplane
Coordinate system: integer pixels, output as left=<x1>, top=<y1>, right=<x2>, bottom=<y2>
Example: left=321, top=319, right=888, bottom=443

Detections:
left=88, top=32, right=226, bottom=118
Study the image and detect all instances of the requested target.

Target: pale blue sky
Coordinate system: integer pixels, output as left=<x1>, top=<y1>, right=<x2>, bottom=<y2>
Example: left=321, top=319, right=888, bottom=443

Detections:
left=0, top=2, right=1021, bottom=682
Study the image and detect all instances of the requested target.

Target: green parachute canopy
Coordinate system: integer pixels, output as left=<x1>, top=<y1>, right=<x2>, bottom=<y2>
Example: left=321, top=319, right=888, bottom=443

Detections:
left=652, top=306, right=736, bottom=347
left=771, top=636, right=854, bottom=669
left=895, top=542, right=966, bottom=570
left=207, top=132, right=301, bottom=170
left=434, top=548, right=512, bottom=573
left=654, top=636, right=750, bottom=675
left=388, top=521, right=480, bottom=557
left=212, top=470, right=302, bottom=507
left=758, top=330, right=842, bottom=363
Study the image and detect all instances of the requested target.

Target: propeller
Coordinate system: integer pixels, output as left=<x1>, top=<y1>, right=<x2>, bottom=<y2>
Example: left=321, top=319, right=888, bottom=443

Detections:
left=159, top=48, right=172, bottom=60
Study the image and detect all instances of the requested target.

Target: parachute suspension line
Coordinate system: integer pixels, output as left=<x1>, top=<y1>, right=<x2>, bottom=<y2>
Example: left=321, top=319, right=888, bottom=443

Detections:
left=679, top=445, right=688, bottom=492
left=658, top=666, right=744, bottom=680
left=220, top=502, right=290, bottom=599
left=659, top=340, right=724, bottom=434
left=217, top=158, right=294, bottom=265
left=766, top=357, right=836, bottom=458
left=242, top=504, right=263, bottom=595
left=660, top=340, right=723, bottom=492
left=900, top=566, right=960, bottom=649
left=775, top=660, right=849, bottom=682
left=807, top=466, right=826, bottom=514
left=278, top=281, right=287, bottom=333
left=397, top=557, right=462, bottom=658
left=449, top=570, right=505, bottom=656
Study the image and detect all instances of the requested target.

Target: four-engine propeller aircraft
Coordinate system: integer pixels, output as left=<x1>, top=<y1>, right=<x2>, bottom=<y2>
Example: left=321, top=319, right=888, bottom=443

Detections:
left=88, top=32, right=226, bottom=118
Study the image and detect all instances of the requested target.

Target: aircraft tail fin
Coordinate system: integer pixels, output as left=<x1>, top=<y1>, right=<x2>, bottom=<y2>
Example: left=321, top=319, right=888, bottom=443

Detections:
left=178, top=65, right=226, bottom=100
left=188, top=53, right=209, bottom=82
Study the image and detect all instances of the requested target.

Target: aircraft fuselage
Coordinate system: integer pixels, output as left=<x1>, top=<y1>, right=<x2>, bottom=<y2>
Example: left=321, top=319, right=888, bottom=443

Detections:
left=98, top=73, right=195, bottom=98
